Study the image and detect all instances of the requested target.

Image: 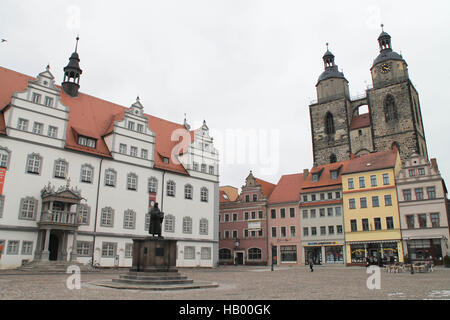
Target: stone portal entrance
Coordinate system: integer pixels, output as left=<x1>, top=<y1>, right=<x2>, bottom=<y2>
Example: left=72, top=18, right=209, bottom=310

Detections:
left=49, top=233, right=59, bottom=261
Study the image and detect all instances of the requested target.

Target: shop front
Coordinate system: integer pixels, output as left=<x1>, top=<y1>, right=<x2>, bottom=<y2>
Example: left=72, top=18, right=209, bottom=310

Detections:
left=405, top=238, right=445, bottom=265
left=304, top=241, right=345, bottom=265
left=348, top=241, right=402, bottom=265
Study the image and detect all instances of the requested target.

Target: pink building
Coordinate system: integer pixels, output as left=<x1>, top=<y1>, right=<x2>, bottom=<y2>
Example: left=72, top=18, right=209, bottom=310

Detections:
left=219, top=171, right=275, bottom=265
left=268, top=173, right=305, bottom=266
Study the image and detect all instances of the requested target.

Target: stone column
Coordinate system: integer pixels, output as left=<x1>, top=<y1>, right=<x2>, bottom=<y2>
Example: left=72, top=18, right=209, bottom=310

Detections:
left=41, top=229, right=51, bottom=261
left=61, top=232, right=68, bottom=261
left=70, top=231, right=78, bottom=262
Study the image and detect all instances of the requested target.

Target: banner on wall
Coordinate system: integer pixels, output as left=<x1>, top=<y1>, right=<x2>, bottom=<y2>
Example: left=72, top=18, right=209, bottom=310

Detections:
left=149, top=192, right=157, bottom=208
left=0, top=168, right=6, bottom=195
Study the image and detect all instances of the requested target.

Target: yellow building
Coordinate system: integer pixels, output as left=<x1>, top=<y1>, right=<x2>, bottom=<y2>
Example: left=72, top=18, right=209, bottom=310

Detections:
left=342, top=149, right=403, bottom=266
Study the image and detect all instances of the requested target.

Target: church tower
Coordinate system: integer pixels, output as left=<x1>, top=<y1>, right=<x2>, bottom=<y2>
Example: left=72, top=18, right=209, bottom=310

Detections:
left=309, top=45, right=352, bottom=165
left=61, top=36, right=83, bottom=97
left=367, top=26, right=428, bottom=161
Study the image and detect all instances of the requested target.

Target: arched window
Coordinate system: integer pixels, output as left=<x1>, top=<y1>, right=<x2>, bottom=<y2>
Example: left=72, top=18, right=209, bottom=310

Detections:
left=391, top=142, right=400, bottom=153
left=199, top=218, right=209, bottom=235
left=123, top=209, right=136, bottom=229
left=80, top=164, right=94, bottom=183
left=248, top=248, right=262, bottom=260
left=0, top=148, right=11, bottom=169
left=167, top=180, right=176, bottom=197
left=219, top=248, right=232, bottom=260
left=127, top=173, right=138, bottom=191
left=105, top=168, right=117, bottom=187
left=330, top=154, right=337, bottom=163
left=200, top=187, right=209, bottom=202
left=384, top=95, right=398, bottom=122
left=164, top=214, right=175, bottom=232
left=325, top=112, right=335, bottom=134
left=148, top=177, right=158, bottom=193
left=183, top=216, right=192, bottom=234
left=54, top=159, right=68, bottom=179
left=184, top=184, right=193, bottom=200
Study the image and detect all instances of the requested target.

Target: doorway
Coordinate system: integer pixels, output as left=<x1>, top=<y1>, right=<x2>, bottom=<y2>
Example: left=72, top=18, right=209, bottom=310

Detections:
left=305, top=247, right=322, bottom=265
left=49, top=233, right=59, bottom=261
left=235, top=251, right=244, bottom=265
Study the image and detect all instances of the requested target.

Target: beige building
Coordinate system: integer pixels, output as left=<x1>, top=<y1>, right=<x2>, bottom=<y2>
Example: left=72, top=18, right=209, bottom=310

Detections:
left=396, top=154, right=450, bottom=264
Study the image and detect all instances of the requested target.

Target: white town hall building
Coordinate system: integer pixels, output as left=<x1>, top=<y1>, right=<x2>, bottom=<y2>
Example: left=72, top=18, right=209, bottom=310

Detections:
left=0, top=39, right=220, bottom=269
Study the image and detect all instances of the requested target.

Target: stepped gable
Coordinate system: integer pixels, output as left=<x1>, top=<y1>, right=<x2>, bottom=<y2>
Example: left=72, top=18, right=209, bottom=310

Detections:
left=0, top=66, right=194, bottom=175
left=268, top=173, right=305, bottom=204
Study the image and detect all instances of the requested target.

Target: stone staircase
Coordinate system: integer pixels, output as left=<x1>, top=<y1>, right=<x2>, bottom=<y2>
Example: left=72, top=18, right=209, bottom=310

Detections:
left=93, top=268, right=218, bottom=290
left=113, top=270, right=193, bottom=285
left=16, top=260, right=99, bottom=273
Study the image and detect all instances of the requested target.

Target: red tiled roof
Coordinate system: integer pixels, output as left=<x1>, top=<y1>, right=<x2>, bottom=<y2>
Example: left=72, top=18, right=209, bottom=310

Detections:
left=350, top=113, right=371, bottom=130
left=343, top=149, right=397, bottom=174
left=302, top=159, right=352, bottom=190
left=219, top=186, right=239, bottom=203
left=268, top=173, right=305, bottom=204
left=255, top=178, right=276, bottom=198
left=0, top=66, right=194, bottom=174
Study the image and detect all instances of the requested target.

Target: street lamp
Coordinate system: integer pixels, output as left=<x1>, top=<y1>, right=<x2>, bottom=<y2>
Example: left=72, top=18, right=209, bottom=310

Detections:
left=234, top=238, right=240, bottom=266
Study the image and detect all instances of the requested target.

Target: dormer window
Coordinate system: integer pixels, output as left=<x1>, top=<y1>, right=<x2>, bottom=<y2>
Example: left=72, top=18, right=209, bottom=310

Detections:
left=312, top=173, right=319, bottom=182
left=78, top=135, right=97, bottom=148
left=128, top=121, right=135, bottom=131
left=163, top=157, right=169, bottom=164
left=137, top=124, right=144, bottom=133
left=330, top=170, right=338, bottom=180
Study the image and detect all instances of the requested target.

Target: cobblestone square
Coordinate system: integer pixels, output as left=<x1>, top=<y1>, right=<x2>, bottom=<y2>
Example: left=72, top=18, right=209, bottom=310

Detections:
left=1, top=265, right=450, bottom=300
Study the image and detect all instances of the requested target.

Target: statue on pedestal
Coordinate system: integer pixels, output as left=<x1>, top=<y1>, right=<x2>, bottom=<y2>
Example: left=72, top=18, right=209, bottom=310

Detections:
left=149, top=203, right=164, bottom=238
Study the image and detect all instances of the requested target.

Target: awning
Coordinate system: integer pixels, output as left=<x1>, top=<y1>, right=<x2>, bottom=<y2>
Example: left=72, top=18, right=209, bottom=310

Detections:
left=348, top=240, right=400, bottom=245
left=403, top=235, right=446, bottom=241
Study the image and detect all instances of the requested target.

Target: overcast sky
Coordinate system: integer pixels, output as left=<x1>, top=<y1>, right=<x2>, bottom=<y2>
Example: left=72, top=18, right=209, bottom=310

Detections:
left=1, top=0, right=450, bottom=191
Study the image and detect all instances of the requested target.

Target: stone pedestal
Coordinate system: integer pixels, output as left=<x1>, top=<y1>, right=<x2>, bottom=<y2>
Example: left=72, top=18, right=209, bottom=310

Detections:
left=131, top=237, right=177, bottom=272
left=92, top=237, right=219, bottom=290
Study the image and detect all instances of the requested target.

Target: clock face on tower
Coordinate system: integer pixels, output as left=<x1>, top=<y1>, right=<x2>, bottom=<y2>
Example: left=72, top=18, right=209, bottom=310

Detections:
left=379, top=63, right=391, bottom=74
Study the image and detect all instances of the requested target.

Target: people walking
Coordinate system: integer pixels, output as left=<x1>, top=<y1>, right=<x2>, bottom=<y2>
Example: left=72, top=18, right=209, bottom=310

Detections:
left=309, top=256, right=314, bottom=272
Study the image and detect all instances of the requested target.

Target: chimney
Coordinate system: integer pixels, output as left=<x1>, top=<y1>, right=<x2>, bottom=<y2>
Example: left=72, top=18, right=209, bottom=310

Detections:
left=431, top=158, right=439, bottom=172
left=303, top=169, right=309, bottom=177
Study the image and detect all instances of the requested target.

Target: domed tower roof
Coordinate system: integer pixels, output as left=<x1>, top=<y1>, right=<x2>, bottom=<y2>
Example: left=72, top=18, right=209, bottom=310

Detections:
left=317, top=43, right=346, bottom=85
left=62, top=36, right=83, bottom=97
left=373, top=25, right=405, bottom=66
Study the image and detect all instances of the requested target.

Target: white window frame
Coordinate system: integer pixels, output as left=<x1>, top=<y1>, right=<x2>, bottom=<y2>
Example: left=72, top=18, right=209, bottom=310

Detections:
left=200, top=187, right=208, bottom=202
left=164, top=214, right=175, bottom=233
left=54, top=159, right=68, bottom=179
left=167, top=180, right=176, bottom=197
left=80, top=164, right=94, bottom=183
left=123, top=209, right=136, bottom=229
left=47, top=125, right=58, bottom=138
left=127, top=173, right=138, bottom=191
left=32, top=122, right=43, bottom=135
left=17, top=118, right=29, bottom=131
left=183, top=216, right=192, bottom=234
left=199, top=218, right=208, bottom=235
left=105, top=168, right=117, bottom=187
left=184, top=184, right=193, bottom=200
left=100, top=207, right=114, bottom=227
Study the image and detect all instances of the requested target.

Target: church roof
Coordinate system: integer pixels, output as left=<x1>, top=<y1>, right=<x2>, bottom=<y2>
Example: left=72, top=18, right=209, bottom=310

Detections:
left=349, top=113, right=371, bottom=130
left=317, top=65, right=346, bottom=84
left=373, top=49, right=404, bottom=67
left=0, top=66, right=195, bottom=175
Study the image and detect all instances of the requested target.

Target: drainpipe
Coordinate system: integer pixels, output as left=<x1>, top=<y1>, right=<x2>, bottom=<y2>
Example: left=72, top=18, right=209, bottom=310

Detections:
left=92, top=157, right=103, bottom=267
